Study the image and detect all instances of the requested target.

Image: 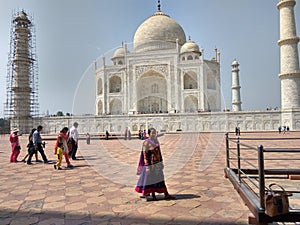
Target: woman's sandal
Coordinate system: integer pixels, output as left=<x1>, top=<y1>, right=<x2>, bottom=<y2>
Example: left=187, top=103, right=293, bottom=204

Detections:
left=151, top=193, right=158, bottom=201
left=146, top=196, right=158, bottom=201
left=152, top=196, right=158, bottom=201
left=140, top=194, right=150, bottom=198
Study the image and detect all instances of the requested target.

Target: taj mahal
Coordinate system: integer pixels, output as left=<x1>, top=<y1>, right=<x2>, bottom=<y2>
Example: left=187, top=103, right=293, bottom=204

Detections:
left=5, top=0, right=300, bottom=134
left=95, top=2, right=221, bottom=116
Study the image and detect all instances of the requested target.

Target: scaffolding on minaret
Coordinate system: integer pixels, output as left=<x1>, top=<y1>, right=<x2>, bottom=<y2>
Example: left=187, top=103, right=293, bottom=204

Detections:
left=4, top=10, right=39, bottom=133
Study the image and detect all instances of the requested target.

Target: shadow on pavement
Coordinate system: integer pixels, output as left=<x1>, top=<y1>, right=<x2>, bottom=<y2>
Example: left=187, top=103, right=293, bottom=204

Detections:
left=0, top=209, right=243, bottom=225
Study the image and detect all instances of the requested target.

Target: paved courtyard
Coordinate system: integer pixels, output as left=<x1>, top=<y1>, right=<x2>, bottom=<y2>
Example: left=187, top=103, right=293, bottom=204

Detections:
left=0, top=131, right=299, bottom=225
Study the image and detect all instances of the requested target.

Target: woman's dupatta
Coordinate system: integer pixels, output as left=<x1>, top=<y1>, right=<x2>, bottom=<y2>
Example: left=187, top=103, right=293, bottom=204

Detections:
left=136, top=145, right=145, bottom=175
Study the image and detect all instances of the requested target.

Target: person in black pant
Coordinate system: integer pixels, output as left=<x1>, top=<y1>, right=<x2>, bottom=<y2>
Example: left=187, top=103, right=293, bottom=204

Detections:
left=105, top=130, right=109, bottom=140
left=22, top=128, right=40, bottom=163
left=27, top=125, right=48, bottom=164
left=69, top=122, right=79, bottom=160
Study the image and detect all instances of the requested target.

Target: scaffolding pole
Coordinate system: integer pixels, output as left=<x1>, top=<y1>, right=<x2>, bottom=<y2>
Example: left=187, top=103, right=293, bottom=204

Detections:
left=4, top=10, right=39, bottom=133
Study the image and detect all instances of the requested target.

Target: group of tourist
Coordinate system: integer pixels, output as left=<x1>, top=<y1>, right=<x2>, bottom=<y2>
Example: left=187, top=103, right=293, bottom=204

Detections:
left=124, top=127, right=132, bottom=140
left=10, top=123, right=176, bottom=200
left=278, top=125, right=290, bottom=134
left=138, top=130, right=147, bottom=140
left=9, top=122, right=79, bottom=170
left=9, top=125, right=48, bottom=164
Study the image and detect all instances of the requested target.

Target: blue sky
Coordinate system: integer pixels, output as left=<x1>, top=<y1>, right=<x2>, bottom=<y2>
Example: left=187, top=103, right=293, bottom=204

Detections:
left=0, top=0, right=299, bottom=117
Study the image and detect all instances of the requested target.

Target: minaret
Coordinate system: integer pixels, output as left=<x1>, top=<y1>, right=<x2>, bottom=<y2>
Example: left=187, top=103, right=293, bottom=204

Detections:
left=231, top=60, right=242, bottom=112
left=277, top=0, right=300, bottom=110
left=5, top=11, right=39, bottom=133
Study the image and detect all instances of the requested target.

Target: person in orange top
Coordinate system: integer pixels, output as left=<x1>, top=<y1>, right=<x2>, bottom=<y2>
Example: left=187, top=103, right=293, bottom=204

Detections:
left=54, top=127, right=74, bottom=169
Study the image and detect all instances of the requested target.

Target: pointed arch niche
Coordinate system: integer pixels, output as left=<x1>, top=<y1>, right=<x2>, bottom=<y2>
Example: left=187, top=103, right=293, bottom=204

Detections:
left=109, top=76, right=122, bottom=93
left=184, top=95, right=198, bottom=112
left=207, top=72, right=216, bottom=90
left=109, top=98, right=122, bottom=115
left=136, top=71, right=167, bottom=113
left=184, top=71, right=198, bottom=89
left=97, top=78, right=103, bottom=95
left=97, top=100, right=103, bottom=115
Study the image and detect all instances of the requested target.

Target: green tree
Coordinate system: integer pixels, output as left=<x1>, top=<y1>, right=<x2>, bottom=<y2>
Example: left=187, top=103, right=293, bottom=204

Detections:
left=56, top=111, right=64, bottom=117
left=0, top=118, right=10, bottom=134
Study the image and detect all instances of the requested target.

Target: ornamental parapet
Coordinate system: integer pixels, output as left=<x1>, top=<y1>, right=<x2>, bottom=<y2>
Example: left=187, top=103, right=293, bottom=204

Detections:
left=278, top=37, right=300, bottom=46
left=232, top=101, right=242, bottom=105
left=231, top=68, right=240, bottom=72
left=278, top=71, right=300, bottom=79
left=277, top=0, right=296, bottom=9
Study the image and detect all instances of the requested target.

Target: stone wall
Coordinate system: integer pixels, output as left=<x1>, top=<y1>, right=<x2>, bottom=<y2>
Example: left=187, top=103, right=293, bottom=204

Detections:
left=31, top=109, right=300, bottom=135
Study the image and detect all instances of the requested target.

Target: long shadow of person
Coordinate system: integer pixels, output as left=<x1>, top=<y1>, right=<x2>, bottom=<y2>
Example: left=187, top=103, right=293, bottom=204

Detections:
left=147, top=194, right=200, bottom=201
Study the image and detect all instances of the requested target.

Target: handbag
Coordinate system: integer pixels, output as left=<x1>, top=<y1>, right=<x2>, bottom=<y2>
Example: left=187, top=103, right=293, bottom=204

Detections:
left=265, top=183, right=292, bottom=217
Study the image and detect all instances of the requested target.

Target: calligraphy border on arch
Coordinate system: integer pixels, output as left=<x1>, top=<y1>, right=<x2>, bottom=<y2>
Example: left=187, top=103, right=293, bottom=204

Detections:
left=135, top=64, right=168, bottom=79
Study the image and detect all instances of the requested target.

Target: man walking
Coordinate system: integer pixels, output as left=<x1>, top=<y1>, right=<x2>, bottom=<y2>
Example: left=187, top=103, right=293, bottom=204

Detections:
left=27, top=125, right=48, bottom=164
left=69, top=122, right=79, bottom=160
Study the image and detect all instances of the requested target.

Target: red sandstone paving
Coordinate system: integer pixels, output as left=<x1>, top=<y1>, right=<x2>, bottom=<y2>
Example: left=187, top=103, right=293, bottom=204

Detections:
left=0, top=132, right=300, bottom=224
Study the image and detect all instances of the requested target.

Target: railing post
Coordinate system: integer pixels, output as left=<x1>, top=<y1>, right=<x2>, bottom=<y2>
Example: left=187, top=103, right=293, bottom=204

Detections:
left=225, top=132, right=230, bottom=168
left=237, top=137, right=241, bottom=182
left=258, top=145, right=265, bottom=209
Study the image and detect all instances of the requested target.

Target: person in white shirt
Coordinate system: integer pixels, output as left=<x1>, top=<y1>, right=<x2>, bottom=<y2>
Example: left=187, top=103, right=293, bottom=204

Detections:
left=69, top=122, right=79, bottom=160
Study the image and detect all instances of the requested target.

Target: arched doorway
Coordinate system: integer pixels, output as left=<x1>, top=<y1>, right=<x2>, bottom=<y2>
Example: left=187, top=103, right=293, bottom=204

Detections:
left=136, top=72, right=167, bottom=113
left=109, top=98, right=122, bottom=115
left=97, top=100, right=103, bottom=115
left=184, top=95, right=198, bottom=112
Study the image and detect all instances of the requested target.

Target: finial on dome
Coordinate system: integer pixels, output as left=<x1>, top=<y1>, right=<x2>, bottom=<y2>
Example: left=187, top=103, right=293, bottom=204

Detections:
left=158, top=0, right=161, bottom=11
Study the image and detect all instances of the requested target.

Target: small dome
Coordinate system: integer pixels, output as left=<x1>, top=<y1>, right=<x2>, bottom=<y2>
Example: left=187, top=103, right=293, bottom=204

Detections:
left=180, top=40, right=201, bottom=54
left=14, top=11, right=31, bottom=25
left=111, top=46, right=129, bottom=59
left=134, top=11, right=186, bottom=53
left=18, top=11, right=28, bottom=19
left=232, top=60, right=239, bottom=66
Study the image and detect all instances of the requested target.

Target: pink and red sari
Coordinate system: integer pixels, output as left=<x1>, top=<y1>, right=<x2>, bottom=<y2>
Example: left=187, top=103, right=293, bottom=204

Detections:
left=135, top=138, right=168, bottom=196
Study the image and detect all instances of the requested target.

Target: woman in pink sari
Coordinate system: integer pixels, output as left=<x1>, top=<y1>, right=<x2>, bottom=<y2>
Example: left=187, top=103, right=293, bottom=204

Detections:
left=135, top=128, right=175, bottom=201
left=9, top=128, right=21, bottom=162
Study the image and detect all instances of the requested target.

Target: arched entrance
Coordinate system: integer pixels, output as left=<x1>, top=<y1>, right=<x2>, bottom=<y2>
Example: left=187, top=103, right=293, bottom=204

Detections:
left=109, top=98, right=122, bottom=115
left=184, top=95, right=198, bottom=112
left=136, top=72, right=167, bottom=113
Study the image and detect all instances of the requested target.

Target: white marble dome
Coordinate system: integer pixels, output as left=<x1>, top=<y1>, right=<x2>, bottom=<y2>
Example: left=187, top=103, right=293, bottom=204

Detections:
left=134, top=11, right=186, bottom=53
left=232, top=60, right=239, bottom=66
left=180, top=40, right=200, bottom=54
left=111, top=46, right=129, bottom=59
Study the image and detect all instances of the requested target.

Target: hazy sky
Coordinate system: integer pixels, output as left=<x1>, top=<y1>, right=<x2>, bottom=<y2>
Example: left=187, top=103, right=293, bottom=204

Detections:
left=0, top=0, right=299, bottom=117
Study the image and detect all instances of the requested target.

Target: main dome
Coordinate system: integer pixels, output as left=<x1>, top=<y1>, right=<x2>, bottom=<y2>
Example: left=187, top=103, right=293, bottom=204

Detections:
left=134, top=11, right=186, bottom=53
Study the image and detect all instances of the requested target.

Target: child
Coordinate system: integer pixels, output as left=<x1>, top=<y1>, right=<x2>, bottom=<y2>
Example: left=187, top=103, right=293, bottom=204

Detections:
left=54, top=142, right=63, bottom=170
